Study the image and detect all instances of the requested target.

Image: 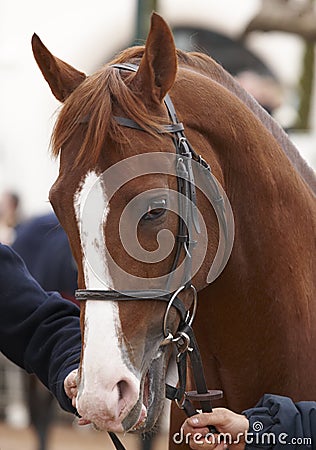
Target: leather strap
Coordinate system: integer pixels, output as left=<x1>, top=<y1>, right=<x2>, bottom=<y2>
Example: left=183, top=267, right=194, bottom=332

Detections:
left=108, top=432, right=126, bottom=450
left=75, top=289, right=188, bottom=323
left=114, top=116, right=185, bottom=134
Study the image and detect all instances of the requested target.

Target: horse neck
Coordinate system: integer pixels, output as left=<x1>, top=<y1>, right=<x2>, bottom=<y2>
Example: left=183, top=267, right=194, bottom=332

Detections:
left=187, top=55, right=316, bottom=195
left=190, top=82, right=316, bottom=409
left=203, top=98, right=315, bottom=319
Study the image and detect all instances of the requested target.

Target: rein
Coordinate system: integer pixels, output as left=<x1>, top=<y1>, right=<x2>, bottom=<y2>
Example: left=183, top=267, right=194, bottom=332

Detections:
left=75, top=62, right=234, bottom=448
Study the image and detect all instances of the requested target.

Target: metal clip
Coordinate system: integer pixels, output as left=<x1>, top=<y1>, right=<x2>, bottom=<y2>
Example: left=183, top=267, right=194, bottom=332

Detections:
left=178, top=137, right=191, bottom=157
left=197, top=154, right=211, bottom=172
left=162, top=285, right=186, bottom=339
left=175, top=331, right=193, bottom=362
left=183, top=242, right=192, bottom=258
left=175, top=397, right=186, bottom=410
left=160, top=332, right=174, bottom=346
left=162, top=284, right=198, bottom=345
left=184, top=285, right=198, bottom=328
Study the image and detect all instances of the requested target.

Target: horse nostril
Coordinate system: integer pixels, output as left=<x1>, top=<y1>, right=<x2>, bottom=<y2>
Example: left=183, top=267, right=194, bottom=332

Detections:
left=117, top=380, right=131, bottom=403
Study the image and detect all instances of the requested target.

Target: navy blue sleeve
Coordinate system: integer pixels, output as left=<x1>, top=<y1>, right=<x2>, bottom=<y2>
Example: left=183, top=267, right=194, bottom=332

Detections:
left=0, top=243, right=81, bottom=413
left=243, top=394, right=316, bottom=448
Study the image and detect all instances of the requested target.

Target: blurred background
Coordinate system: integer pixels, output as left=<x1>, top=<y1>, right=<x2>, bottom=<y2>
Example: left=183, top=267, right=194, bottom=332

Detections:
left=0, top=0, right=315, bottom=449
left=1, top=0, right=316, bottom=218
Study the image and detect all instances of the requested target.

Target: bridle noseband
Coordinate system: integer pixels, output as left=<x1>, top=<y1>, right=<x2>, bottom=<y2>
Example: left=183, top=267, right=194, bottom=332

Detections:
left=75, top=62, right=234, bottom=447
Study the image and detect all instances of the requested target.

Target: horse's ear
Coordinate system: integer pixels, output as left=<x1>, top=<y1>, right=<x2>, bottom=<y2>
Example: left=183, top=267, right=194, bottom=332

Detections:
left=134, top=13, right=177, bottom=104
left=31, top=33, right=86, bottom=102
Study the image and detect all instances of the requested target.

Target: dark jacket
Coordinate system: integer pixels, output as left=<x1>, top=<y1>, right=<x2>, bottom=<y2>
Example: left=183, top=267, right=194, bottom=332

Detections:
left=12, top=212, right=77, bottom=300
left=0, top=243, right=81, bottom=412
left=243, top=394, right=316, bottom=448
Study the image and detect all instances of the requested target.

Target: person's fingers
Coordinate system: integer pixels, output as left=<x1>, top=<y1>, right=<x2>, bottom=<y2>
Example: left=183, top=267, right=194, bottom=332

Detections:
left=182, top=423, right=210, bottom=437
left=181, top=421, right=224, bottom=449
left=183, top=410, right=248, bottom=450
left=64, top=369, right=78, bottom=399
left=65, top=374, right=91, bottom=427
left=78, top=417, right=91, bottom=426
left=186, top=409, right=229, bottom=429
left=64, top=369, right=77, bottom=387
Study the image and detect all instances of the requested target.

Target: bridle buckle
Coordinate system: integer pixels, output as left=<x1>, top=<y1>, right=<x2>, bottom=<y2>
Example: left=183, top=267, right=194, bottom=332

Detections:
left=162, top=284, right=198, bottom=343
left=175, top=331, right=193, bottom=363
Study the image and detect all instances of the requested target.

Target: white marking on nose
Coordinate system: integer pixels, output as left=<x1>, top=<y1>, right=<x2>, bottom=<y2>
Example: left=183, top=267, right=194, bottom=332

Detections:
left=78, top=300, right=140, bottom=430
left=74, top=171, right=111, bottom=289
left=73, top=171, right=140, bottom=431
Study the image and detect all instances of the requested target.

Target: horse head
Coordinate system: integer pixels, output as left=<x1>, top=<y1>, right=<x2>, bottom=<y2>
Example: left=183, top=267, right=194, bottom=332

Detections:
left=31, top=13, right=236, bottom=433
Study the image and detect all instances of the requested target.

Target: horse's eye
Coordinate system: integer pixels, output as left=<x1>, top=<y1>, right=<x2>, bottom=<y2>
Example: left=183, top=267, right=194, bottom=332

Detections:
left=142, top=198, right=167, bottom=221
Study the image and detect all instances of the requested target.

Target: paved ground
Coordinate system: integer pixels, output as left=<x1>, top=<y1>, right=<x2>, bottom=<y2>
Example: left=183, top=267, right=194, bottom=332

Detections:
left=0, top=422, right=169, bottom=450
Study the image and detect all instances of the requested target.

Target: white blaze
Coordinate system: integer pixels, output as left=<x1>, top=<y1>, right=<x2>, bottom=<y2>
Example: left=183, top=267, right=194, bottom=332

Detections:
left=73, top=171, right=140, bottom=430
left=74, top=170, right=111, bottom=290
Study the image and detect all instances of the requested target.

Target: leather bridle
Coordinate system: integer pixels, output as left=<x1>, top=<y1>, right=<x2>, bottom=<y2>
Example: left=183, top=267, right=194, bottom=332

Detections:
left=75, top=63, right=234, bottom=448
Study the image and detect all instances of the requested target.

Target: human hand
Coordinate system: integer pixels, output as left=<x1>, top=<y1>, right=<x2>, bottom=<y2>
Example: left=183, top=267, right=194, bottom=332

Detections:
left=182, top=408, right=249, bottom=450
left=64, top=369, right=90, bottom=425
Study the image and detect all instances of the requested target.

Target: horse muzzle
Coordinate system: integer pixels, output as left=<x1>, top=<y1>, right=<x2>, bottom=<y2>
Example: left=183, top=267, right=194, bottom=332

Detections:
left=76, top=369, right=141, bottom=432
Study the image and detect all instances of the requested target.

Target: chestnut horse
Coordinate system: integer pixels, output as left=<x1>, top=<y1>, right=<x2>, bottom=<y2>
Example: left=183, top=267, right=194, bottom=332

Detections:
left=32, top=13, right=316, bottom=449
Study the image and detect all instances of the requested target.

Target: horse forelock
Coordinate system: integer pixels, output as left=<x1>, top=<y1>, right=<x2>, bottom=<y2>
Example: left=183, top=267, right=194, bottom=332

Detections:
left=51, top=47, right=170, bottom=166
left=50, top=45, right=225, bottom=167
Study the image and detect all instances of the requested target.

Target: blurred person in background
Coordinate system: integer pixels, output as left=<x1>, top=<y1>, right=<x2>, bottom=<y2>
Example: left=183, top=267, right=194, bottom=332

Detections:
left=0, top=190, right=27, bottom=429
left=0, top=190, right=22, bottom=245
left=235, top=70, right=283, bottom=117
left=13, top=210, right=78, bottom=303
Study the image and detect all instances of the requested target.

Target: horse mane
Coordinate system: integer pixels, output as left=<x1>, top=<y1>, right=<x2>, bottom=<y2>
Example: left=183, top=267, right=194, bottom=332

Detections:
left=179, top=51, right=316, bottom=195
left=52, top=45, right=316, bottom=195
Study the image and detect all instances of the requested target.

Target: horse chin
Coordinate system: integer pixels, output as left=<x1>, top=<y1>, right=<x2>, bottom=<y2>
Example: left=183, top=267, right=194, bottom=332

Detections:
left=122, top=349, right=167, bottom=433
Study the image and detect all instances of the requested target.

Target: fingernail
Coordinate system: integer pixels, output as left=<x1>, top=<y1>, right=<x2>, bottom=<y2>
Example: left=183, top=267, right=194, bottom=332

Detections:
left=190, top=417, right=199, bottom=425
